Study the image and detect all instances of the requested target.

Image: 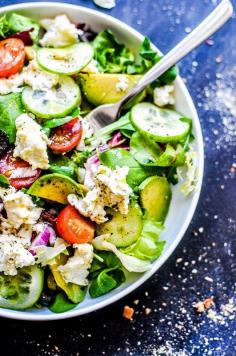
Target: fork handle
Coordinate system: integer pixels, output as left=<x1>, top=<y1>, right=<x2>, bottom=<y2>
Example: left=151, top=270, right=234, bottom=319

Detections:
left=118, top=0, right=233, bottom=107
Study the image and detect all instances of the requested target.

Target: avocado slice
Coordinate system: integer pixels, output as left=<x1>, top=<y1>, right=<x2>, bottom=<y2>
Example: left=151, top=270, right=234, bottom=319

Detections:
left=78, top=73, right=144, bottom=106
left=28, top=173, right=86, bottom=204
left=50, top=255, right=85, bottom=304
left=139, top=176, right=172, bottom=222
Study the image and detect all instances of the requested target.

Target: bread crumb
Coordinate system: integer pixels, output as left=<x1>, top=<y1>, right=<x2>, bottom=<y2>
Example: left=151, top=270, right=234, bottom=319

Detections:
left=123, top=306, right=135, bottom=320
left=145, top=308, right=152, bottom=315
left=193, top=296, right=215, bottom=313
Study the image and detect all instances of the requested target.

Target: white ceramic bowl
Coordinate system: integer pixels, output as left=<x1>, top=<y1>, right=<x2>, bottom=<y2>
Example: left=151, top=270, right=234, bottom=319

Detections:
left=0, top=2, right=204, bottom=321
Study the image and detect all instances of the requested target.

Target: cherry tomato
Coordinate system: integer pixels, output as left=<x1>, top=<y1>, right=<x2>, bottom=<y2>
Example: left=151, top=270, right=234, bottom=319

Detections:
left=0, top=38, right=25, bottom=77
left=57, top=205, right=94, bottom=244
left=48, top=118, right=83, bottom=153
left=0, top=149, right=41, bottom=189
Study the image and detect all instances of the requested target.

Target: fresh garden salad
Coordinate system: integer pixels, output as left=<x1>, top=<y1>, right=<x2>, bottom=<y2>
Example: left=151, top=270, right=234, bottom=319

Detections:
left=0, top=13, right=197, bottom=313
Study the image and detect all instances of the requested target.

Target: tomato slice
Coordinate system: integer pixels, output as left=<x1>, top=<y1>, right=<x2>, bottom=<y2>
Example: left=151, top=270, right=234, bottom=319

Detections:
left=57, top=205, right=95, bottom=244
left=48, top=117, right=83, bottom=153
left=0, top=149, right=41, bottom=189
left=0, top=38, right=25, bottom=77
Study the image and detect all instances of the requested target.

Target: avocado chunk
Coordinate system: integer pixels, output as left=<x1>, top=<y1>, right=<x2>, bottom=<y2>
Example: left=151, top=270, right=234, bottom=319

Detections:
left=139, top=176, right=172, bottom=222
left=78, top=73, right=143, bottom=106
left=50, top=255, right=85, bottom=304
left=28, top=173, right=85, bottom=204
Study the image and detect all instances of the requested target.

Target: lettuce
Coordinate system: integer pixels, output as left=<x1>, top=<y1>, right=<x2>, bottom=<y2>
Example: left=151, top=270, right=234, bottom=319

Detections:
left=92, top=235, right=151, bottom=272
left=122, top=219, right=165, bottom=261
left=177, top=151, right=198, bottom=196
left=35, top=238, right=69, bottom=266
left=0, top=93, right=24, bottom=143
left=0, top=15, right=10, bottom=38
left=93, top=29, right=135, bottom=73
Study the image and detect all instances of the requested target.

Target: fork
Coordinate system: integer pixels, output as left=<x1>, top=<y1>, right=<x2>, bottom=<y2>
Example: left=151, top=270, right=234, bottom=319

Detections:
left=87, top=0, right=233, bottom=133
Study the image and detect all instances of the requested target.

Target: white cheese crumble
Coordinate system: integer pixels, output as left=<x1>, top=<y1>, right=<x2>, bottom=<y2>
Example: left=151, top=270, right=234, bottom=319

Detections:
left=14, top=113, right=50, bottom=170
left=0, top=234, right=35, bottom=276
left=153, top=84, right=175, bottom=107
left=115, top=75, right=129, bottom=92
left=76, top=117, right=94, bottom=151
left=68, top=165, right=132, bottom=224
left=93, top=0, right=116, bottom=9
left=40, top=15, right=79, bottom=48
left=0, top=73, right=24, bottom=95
left=22, top=60, right=59, bottom=91
left=57, top=243, right=93, bottom=286
left=0, top=187, right=42, bottom=229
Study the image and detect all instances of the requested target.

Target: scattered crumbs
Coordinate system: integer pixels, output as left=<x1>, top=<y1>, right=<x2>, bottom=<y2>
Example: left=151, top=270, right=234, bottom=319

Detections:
left=123, top=306, right=135, bottom=320
left=205, top=38, right=214, bottom=46
left=184, top=27, right=191, bottom=33
left=215, top=55, right=223, bottom=64
left=133, top=299, right=140, bottom=305
left=192, top=269, right=198, bottom=274
left=204, top=276, right=214, bottom=283
left=145, top=308, right=152, bottom=316
left=176, top=258, right=183, bottom=264
left=221, top=299, right=236, bottom=316
left=198, top=227, right=204, bottom=233
left=194, top=297, right=215, bottom=313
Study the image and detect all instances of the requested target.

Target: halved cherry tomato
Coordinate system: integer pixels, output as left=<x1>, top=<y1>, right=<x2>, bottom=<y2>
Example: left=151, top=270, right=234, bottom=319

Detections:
left=48, top=118, right=83, bottom=153
left=57, top=205, right=94, bottom=244
left=0, top=38, right=25, bottom=77
left=0, top=149, right=41, bottom=189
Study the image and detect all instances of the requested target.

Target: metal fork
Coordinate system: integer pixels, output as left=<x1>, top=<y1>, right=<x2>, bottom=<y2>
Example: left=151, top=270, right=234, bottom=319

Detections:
left=87, top=0, right=233, bottom=133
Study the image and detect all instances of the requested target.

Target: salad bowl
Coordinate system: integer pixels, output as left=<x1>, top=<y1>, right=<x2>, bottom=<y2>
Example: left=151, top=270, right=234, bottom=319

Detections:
left=0, top=2, right=204, bottom=321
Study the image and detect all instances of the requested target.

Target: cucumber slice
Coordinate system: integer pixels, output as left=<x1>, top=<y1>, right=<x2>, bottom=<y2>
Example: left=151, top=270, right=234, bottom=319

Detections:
left=96, top=204, right=143, bottom=248
left=22, top=76, right=81, bottom=119
left=140, top=176, right=172, bottom=222
left=37, top=43, right=93, bottom=75
left=131, top=102, right=190, bottom=143
left=0, top=265, right=44, bottom=310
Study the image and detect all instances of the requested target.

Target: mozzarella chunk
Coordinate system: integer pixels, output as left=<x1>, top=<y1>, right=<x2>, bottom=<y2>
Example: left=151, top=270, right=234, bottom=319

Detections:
left=0, top=187, right=42, bottom=229
left=0, top=73, right=24, bottom=95
left=14, top=113, right=49, bottom=169
left=153, top=84, right=175, bottom=107
left=40, top=15, right=79, bottom=48
left=76, top=117, right=94, bottom=151
left=0, top=234, right=35, bottom=276
left=68, top=165, right=132, bottom=224
left=115, top=75, right=129, bottom=92
left=58, top=243, right=93, bottom=286
left=22, top=60, right=59, bottom=91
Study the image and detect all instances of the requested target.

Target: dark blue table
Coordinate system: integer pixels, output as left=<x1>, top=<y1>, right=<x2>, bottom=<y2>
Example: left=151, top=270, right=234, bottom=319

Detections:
left=1, top=0, right=236, bottom=355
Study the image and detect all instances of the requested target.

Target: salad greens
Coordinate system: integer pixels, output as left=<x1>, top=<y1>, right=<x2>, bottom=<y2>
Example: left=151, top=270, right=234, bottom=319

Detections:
left=0, top=12, right=197, bottom=314
left=0, top=93, right=24, bottom=143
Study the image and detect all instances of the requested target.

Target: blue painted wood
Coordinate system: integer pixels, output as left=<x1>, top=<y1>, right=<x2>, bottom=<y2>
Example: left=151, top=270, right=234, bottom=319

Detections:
left=0, top=1, right=236, bottom=354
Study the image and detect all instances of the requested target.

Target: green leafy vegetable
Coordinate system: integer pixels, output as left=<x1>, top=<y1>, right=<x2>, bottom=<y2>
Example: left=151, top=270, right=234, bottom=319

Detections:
left=127, top=37, right=178, bottom=84
left=71, top=150, right=90, bottom=167
left=130, top=132, right=161, bottom=166
left=0, top=93, right=24, bottom=143
left=89, top=267, right=125, bottom=298
left=93, top=29, right=135, bottom=73
left=42, top=116, right=75, bottom=129
left=122, top=219, right=165, bottom=261
left=7, top=13, right=41, bottom=42
left=49, top=154, right=77, bottom=179
left=94, top=112, right=130, bottom=140
left=49, top=292, right=77, bottom=313
left=0, top=15, right=10, bottom=38
left=0, top=174, right=10, bottom=187
left=99, top=148, right=155, bottom=189
left=92, top=235, right=151, bottom=272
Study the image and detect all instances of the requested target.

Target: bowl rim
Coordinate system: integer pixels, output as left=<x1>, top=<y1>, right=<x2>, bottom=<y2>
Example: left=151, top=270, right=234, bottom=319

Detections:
left=0, top=1, right=204, bottom=321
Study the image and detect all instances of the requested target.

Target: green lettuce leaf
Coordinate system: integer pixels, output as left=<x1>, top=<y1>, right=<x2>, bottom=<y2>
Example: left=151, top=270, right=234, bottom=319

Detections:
left=48, top=154, right=77, bottom=179
left=93, top=29, right=135, bottom=73
left=0, top=15, right=10, bottom=38
left=0, top=174, right=10, bottom=187
left=0, top=93, right=24, bottom=143
left=7, top=13, right=41, bottom=42
left=89, top=266, right=125, bottom=298
left=92, top=235, right=151, bottom=272
left=122, top=219, right=165, bottom=261
left=49, top=292, right=78, bottom=313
